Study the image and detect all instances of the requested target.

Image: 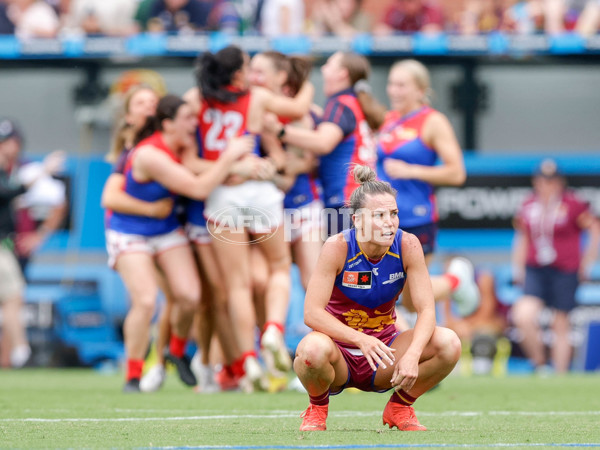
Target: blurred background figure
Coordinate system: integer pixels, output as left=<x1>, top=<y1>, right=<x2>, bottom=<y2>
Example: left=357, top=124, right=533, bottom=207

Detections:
left=260, top=0, right=305, bottom=37
left=62, top=0, right=139, bottom=36
left=0, top=1, right=16, bottom=34
left=511, top=159, right=600, bottom=374
left=502, top=0, right=547, bottom=34
left=459, top=0, right=508, bottom=34
left=0, top=118, right=65, bottom=369
left=7, top=0, right=60, bottom=38
left=373, top=0, right=444, bottom=35
left=141, top=0, right=240, bottom=34
left=574, top=0, right=600, bottom=35
left=308, top=0, right=373, bottom=37
left=441, top=261, right=510, bottom=375
left=0, top=119, right=67, bottom=278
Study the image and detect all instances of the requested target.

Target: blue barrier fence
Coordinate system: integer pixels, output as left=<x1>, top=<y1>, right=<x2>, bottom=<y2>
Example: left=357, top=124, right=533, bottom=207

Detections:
left=2, top=32, right=600, bottom=60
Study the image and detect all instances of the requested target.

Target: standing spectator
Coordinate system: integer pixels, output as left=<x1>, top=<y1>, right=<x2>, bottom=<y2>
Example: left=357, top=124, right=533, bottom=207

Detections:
left=309, top=0, right=373, bottom=37
left=373, top=0, right=444, bottom=35
left=62, top=0, right=139, bottom=36
left=502, top=0, right=546, bottom=34
left=7, top=0, right=60, bottom=38
left=0, top=118, right=67, bottom=277
left=0, top=123, right=29, bottom=369
left=260, top=0, right=305, bottom=37
left=0, top=1, right=15, bottom=34
left=459, top=0, right=508, bottom=34
left=511, top=159, right=600, bottom=374
left=575, top=0, right=600, bottom=35
left=0, top=119, right=63, bottom=368
left=145, top=0, right=240, bottom=33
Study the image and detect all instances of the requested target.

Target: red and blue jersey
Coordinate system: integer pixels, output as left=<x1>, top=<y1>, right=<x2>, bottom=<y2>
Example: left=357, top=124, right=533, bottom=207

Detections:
left=185, top=129, right=207, bottom=227
left=319, top=89, right=376, bottom=208
left=376, top=106, right=438, bottom=228
left=197, top=90, right=260, bottom=161
left=106, top=132, right=180, bottom=236
left=326, top=228, right=406, bottom=348
left=283, top=111, right=321, bottom=209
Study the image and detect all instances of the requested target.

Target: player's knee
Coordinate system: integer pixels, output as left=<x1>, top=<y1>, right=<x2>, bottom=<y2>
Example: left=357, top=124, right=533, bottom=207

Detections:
left=295, top=334, right=332, bottom=369
left=133, top=294, right=157, bottom=320
left=173, top=287, right=200, bottom=312
left=512, top=298, right=541, bottom=327
left=435, top=328, right=462, bottom=366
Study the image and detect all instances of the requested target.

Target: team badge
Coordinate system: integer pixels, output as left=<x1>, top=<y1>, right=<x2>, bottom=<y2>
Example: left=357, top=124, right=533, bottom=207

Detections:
left=342, top=271, right=372, bottom=289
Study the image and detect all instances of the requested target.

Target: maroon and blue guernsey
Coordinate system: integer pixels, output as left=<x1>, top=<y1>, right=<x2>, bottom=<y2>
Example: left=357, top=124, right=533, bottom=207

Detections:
left=319, top=89, right=376, bottom=208
left=376, top=107, right=438, bottom=228
left=107, top=132, right=180, bottom=236
left=326, top=228, right=406, bottom=348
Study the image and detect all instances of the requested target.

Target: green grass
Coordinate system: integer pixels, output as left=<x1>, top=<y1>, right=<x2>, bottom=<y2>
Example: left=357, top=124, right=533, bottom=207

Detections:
left=0, top=370, right=599, bottom=448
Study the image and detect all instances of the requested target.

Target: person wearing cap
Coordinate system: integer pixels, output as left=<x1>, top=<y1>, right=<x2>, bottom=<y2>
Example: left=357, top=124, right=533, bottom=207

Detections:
left=511, top=158, right=600, bottom=374
left=0, top=119, right=67, bottom=276
left=0, top=118, right=64, bottom=368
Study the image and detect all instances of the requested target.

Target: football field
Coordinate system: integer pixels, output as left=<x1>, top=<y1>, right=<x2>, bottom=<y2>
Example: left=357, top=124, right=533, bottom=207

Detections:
left=1, top=369, right=599, bottom=449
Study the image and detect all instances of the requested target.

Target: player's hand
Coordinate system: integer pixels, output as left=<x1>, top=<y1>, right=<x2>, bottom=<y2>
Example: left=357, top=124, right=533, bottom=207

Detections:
left=391, top=353, right=419, bottom=393
left=254, top=158, right=277, bottom=181
left=150, top=197, right=173, bottom=219
left=355, top=334, right=395, bottom=372
left=223, top=135, right=255, bottom=161
left=43, top=150, right=66, bottom=176
left=263, top=113, right=283, bottom=135
left=383, top=159, right=413, bottom=180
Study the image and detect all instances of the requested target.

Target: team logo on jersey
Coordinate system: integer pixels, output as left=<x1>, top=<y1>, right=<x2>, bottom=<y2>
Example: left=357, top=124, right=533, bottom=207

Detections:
left=342, top=271, right=372, bottom=289
left=382, top=271, right=405, bottom=285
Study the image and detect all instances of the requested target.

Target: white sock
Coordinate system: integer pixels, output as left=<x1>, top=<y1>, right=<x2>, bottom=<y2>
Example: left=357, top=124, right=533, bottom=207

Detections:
left=11, top=345, right=31, bottom=368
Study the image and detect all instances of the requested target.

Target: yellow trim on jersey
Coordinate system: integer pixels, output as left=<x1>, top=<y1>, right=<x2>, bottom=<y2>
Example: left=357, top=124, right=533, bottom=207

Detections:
left=356, top=239, right=391, bottom=262
left=347, top=251, right=364, bottom=263
left=385, top=250, right=400, bottom=259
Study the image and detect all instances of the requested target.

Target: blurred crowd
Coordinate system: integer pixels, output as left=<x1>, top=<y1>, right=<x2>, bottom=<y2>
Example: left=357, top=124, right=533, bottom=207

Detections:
left=0, top=0, right=599, bottom=40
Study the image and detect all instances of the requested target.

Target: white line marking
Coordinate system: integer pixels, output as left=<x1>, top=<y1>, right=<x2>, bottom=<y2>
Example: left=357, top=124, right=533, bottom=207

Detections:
left=1, top=410, right=600, bottom=423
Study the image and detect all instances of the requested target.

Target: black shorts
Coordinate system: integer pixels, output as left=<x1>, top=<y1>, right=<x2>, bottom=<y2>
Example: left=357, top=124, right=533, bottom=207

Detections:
left=524, top=265, right=579, bottom=312
left=402, top=223, right=438, bottom=256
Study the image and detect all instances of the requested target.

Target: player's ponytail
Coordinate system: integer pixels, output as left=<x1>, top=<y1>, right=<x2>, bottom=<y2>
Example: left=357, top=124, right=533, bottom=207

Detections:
left=134, top=94, right=185, bottom=146
left=195, top=46, right=246, bottom=104
left=286, top=55, right=312, bottom=96
left=348, top=164, right=397, bottom=212
left=340, top=52, right=386, bottom=131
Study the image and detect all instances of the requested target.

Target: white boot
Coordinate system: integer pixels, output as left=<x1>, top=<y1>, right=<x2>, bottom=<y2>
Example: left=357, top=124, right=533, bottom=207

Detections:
left=261, top=325, right=292, bottom=372
left=140, top=364, right=166, bottom=392
left=447, top=257, right=481, bottom=317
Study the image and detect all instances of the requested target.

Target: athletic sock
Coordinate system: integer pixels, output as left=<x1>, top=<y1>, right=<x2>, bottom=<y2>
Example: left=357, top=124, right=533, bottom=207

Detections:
left=390, top=389, right=417, bottom=406
left=232, top=351, right=258, bottom=376
left=127, top=359, right=144, bottom=381
left=169, top=333, right=187, bottom=358
left=263, top=321, right=284, bottom=335
left=309, top=391, right=330, bottom=406
left=444, top=274, right=460, bottom=291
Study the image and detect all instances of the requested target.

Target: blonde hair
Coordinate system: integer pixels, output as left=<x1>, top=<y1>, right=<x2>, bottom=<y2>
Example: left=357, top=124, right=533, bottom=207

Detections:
left=348, top=165, right=397, bottom=212
left=106, top=84, right=157, bottom=163
left=390, top=59, right=433, bottom=105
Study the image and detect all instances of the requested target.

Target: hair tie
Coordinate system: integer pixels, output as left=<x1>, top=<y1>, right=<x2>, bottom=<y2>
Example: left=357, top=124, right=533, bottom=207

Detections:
left=354, top=79, right=372, bottom=95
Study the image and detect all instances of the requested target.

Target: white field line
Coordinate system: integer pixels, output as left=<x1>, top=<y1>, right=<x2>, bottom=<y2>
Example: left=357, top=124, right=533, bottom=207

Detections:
left=1, top=410, right=600, bottom=423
